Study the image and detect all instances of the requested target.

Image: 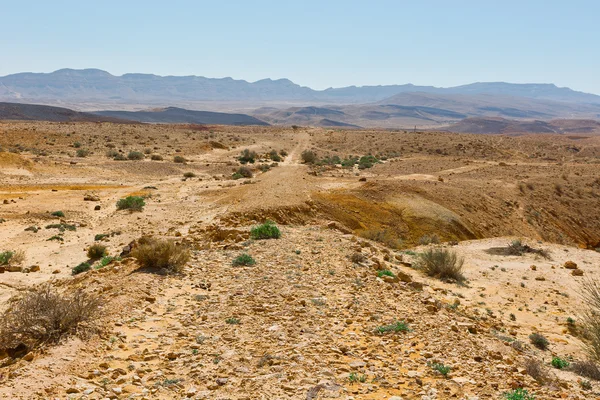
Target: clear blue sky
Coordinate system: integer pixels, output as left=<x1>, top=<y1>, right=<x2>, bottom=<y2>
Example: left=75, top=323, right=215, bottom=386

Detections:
left=1, top=0, right=599, bottom=94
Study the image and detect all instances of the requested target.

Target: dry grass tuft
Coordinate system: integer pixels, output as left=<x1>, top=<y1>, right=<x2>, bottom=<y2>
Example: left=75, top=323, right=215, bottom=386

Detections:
left=131, top=237, right=190, bottom=273
left=417, top=247, right=465, bottom=282
left=0, top=284, right=102, bottom=350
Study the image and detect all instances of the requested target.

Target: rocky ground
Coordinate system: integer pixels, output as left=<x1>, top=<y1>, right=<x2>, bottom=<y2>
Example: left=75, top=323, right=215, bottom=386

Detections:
left=1, top=122, right=600, bottom=399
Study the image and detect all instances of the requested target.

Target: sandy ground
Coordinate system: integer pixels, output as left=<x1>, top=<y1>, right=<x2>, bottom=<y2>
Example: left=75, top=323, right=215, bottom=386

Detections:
left=1, top=122, right=600, bottom=399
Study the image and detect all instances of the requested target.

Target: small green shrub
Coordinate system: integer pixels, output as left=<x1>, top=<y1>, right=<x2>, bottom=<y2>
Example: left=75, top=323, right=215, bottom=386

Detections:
left=503, top=388, right=535, bottom=400
left=106, top=150, right=120, bottom=158
left=173, top=155, right=186, bottom=163
left=232, top=253, right=256, bottom=266
left=116, top=196, right=145, bottom=211
left=269, top=150, right=282, bottom=162
left=376, top=321, right=409, bottom=334
left=97, top=256, right=120, bottom=269
left=377, top=270, right=395, bottom=278
left=150, top=154, right=163, bottom=161
left=113, top=153, right=127, bottom=161
left=94, top=233, right=109, bottom=241
left=73, top=141, right=82, bottom=148
left=51, top=210, right=65, bottom=218
left=234, top=166, right=253, bottom=179
left=131, top=237, right=190, bottom=273
left=551, top=356, right=569, bottom=369
left=226, top=317, right=240, bottom=325
left=76, top=149, right=90, bottom=157
left=429, top=362, right=451, bottom=376
left=127, top=151, right=145, bottom=160
left=87, top=244, right=107, bottom=260
left=358, top=155, right=378, bottom=169
left=72, top=262, right=91, bottom=275
left=250, top=221, right=281, bottom=240
left=348, top=372, right=367, bottom=383
left=238, top=149, right=257, bottom=164
left=529, top=333, right=549, bottom=350
left=0, top=251, right=24, bottom=266
left=46, top=223, right=76, bottom=232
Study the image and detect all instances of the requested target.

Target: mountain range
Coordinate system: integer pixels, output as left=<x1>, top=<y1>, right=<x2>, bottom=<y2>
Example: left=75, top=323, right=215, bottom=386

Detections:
left=1, top=68, right=600, bottom=129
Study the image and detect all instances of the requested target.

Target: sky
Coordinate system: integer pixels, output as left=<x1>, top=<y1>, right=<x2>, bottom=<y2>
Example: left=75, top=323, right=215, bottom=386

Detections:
left=1, top=0, right=599, bottom=94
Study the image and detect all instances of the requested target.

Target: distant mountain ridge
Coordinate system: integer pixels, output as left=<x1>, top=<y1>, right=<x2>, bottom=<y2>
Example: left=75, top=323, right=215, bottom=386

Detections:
left=94, top=107, right=268, bottom=126
left=1, top=68, right=599, bottom=106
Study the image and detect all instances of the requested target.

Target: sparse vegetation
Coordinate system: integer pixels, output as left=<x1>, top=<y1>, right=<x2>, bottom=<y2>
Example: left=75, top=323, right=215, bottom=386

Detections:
left=232, top=253, right=256, bottom=266
left=571, top=360, right=600, bottom=380
left=183, top=172, right=196, bottom=178
left=580, top=279, right=600, bottom=361
left=551, top=356, right=569, bottom=369
left=429, top=362, right=451, bottom=376
left=376, top=321, right=410, bottom=334
left=503, top=388, right=535, bottom=400
left=76, top=148, right=90, bottom=157
left=116, top=196, right=145, bottom=211
left=131, top=237, right=190, bottom=273
left=151, top=154, right=163, bottom=161
left=87, top=244, right=107, bottom=260
left=173, top=155, right=186, bottom=163
left=127, top=151, right=145, bottom=160
left=529, top=333, right=549, bottom=350
left=250, top=220, right=281, bottom=240
left=72, top=262, right=91, bottom=275
left=348, top=372, right=367, bottom=383
left=301, top=150, right=317, bottom=164
left=417, top=247, right=465, bottom=282
left=51, top=210, right=65, bottom=218
left=238, top=149, right=257, bottom=164
left=0, top=250, right=25, bottom=266
left=225, top=317, right=240, bottom=325
left=233, top=166, right=253, bottom=179
left=0, top=284, right=102, bottom=350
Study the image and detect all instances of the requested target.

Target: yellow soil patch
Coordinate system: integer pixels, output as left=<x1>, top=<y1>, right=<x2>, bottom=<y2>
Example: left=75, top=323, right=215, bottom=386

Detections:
left=0, top=152, right=32, bottom=169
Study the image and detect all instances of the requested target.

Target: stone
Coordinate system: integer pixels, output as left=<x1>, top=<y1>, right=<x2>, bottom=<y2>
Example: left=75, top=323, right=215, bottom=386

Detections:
left=572, top=269, right=584, bottom=276
left=29, top=265, right=40, bottom=272
left=564, top=261, right=578, bottom=269
left=66, top=388, right=80, bottom=394
left=94, top=205, right=101, bottom=210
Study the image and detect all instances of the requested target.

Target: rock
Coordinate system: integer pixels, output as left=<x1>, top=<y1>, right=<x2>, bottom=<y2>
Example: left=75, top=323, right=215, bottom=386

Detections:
left=5, top=265, right=22, bottom=273
left=382, top=275, right=399, bottom=284
left=216, top=377, right=228, bottom=386
left=52, top=269, right=60, bottom=274
left=572, top=269, right=584, bottom=276
left=535, top=276, right=546, bottom=281
left=84, top=194, right=100, bottom=201
left=22, top=352, right=34, bottom=361
left=396, top=270, right=412, bottom=283
left=66, top=388, right=80, bottom=394
left=408, top=281, right=424, bottom=291
left=94, top=205, right=101, bottom=210
left=0, top=267, right=4, bottom=274
left=327, top=221, right=352, bottom=234
left=530, top=265, right=537, bottom=271
left=29, top=265, right=40, bottom=272
left=564, top=261, right=578, bottom=269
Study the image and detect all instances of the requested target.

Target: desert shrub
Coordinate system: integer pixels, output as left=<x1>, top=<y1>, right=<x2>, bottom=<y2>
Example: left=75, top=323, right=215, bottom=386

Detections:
left=46, top=223, right=76, bottom=232
left=131, top=238, right=190, bottom=273
left=183, top=172, right=196, bottom=178
left=72, top=262, right=91, bottom=275
left=351, top=252, right=366, bottom=264
left=235, top=166, right=253, bottom=178
left=551, top=356, right=569, bottom=369
left=301, top=150, right=317, bottom=164
left=87, top=244, right=107, bottom=260
left=376, top=321, right=409, bottom=334
left=144, top=148, right=152, bottom=154
left=106, top=149, right=120, bottom=158
left=377, top=270, right=395, bottom=278
left=113, top=153, right=127, bottom=161
left=127, top=151, right=145, bottom=160
left=417, top=248, right=465, bottom=282
left=0, top=284, right=102, bottom=349
left=238, top=149, right=257, bottom=164
left=524, top=358, right=553, bottom=384
left=76, top=149, right=90, bottom=157
left=150, top=154, right=163, bottom=161
left=0, top=250, right=25, bottom=265
left=94, top=233, right=108, bottom=241
left=358, top=155, right=379, bottom=169
left=529, top=333, right=549, bottom=350
left=250, top=221, right=281, bottom=240
left=580, top=279, right=600, bottom=361
left=503, top=388, right=535, bottom=400
left=570, top=360, right=600, bottom=380
left=51, top=210, right=65, bottom=218
left=269, top=150, right=282, bottom=162
left=232, top=253, right=256, bottom=266
left=173, top=155, right=186, bottom=163
left=116, top=196, right=145, bottom=211
left=73, top=141, right=82, bottom=148
left=279, top=149, right=288, bottom=157
left=341, top=157, right=358, bottom=168
left=429, top=362, right=451, bottom=376
left=419, top=234, right=440, bottom=245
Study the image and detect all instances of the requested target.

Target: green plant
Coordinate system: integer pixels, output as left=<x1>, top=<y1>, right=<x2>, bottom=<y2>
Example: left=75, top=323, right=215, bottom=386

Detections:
left=358, top=155, right=378, bottom=169
left=46, top=223, right=76, bottom=232
left=116, top=196, right=145, bottom=211
left=551, top=356, right=569, bottom=369
left=376, top=321, right=410, bottom=334
left=87, top=244, right=107, bottom=260
left=417, top=248, right=465, bottom=282
left=348, top=372, right=367, bottom=383
left=429, top=362, right=451, bottom=376
left=238, top=149, right=257, bottom=164
left=250, top=221, right=281, bottom=240
left=94, top=233, right=109, bottom=241
left=226, top=317, right=240, bottom=325
left=173, top=155, right=186, bottom=163
left=580, top=380, right=592, bottom=390
left=529, top=333, right=549, bottom=350
left=503, top=388, right=535, bottom=400
left=131, top=237, right=190, bottom=273
left=232, top=253, right=256, bottom=266
left=97, top=256, right=120, bottom=269
left=301, top=150, right=317, bottom=164
left=73, top=141, right=81, bottom=148
left=269, top=149, right=282, bottom=162
left=51, top=210, right=65, bottom=218
left=0, top=284, right=102, bottom=349
left=150, top=154, right=163, bottom=161
left=0, top=250, right=25, bottom=265
left=76, top=149, right=90, bottom=157
left=234, top=166, right=253, bottom=178
left=183, top=172, right=196, bottom=178
left=127, top=151, right=145, bottom=160
left=377, top=270, right=395, bottom=278
left=72, top=262, right=91, bottom=275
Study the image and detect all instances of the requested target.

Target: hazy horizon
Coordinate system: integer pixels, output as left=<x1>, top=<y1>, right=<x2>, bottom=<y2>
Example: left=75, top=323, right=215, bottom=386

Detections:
left=1, top=1, right=599, bottom=95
